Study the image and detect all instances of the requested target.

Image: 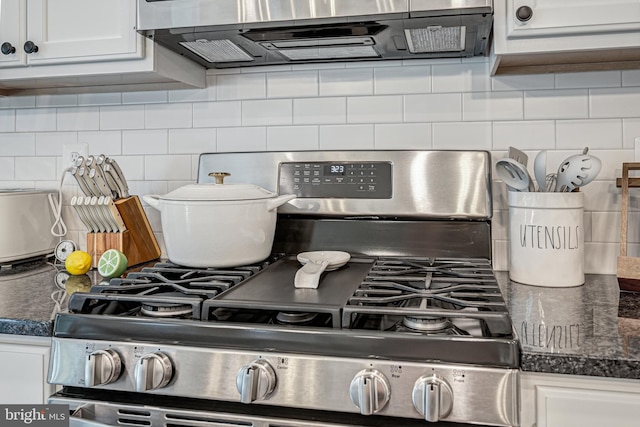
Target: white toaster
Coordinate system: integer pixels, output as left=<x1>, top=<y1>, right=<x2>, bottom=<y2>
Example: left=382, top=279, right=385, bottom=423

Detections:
left=0, top=190, right=58, bottom=263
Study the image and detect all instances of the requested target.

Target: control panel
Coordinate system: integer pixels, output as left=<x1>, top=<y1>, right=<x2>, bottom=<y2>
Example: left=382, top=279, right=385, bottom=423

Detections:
left=279, top=161, right=392, bottom=198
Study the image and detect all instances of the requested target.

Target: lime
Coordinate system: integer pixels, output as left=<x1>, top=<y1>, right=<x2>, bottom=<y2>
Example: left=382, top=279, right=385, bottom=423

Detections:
left=64, top=274, right=92, bottom=295
left=98, top=249, right=128, bottom=279
left=65, top=250, right=92, bottom=275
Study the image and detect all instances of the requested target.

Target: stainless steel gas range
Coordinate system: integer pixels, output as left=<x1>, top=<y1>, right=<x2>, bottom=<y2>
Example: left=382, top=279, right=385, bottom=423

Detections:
left=48, top=150, right=520, bottom=427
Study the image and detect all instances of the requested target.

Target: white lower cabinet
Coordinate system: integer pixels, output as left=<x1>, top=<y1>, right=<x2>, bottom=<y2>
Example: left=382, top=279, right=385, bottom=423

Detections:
left=0, top=334, right=55, bottom=404
left=520, top=372, right=640, bottom=427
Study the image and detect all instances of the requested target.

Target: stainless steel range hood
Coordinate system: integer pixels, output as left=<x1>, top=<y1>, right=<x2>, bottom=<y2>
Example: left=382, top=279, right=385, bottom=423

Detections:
left=137, top=0, right=493, bottom=69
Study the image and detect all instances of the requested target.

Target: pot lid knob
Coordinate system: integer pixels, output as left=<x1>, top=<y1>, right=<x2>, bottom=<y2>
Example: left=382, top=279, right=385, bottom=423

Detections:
left=209, top=172, right=230, bottom=184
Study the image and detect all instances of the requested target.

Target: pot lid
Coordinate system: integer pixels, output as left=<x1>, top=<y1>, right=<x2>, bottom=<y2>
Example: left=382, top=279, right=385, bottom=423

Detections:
left=158, top=183, right=278, bottom=201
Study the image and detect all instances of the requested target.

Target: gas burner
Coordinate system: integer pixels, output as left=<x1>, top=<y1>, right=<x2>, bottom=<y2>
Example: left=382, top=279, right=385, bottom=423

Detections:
left=402, top=316, right=451, bottom=333
left=141, top=293, right=194, bottom=318
left=276, top=311, right=318, bottom=325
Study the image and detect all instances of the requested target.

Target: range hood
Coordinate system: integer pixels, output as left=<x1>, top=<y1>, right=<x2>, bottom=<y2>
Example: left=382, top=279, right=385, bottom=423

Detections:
left=137, top=0, right=493, bottom=69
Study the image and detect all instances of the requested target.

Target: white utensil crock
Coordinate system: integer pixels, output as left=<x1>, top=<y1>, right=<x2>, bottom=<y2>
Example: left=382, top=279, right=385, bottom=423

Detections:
left=508, top=191, right=584, bottom=287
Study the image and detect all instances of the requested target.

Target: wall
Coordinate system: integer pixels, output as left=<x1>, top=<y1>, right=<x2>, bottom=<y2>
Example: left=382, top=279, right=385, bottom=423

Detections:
left=1, top=57, right=639, bottom=274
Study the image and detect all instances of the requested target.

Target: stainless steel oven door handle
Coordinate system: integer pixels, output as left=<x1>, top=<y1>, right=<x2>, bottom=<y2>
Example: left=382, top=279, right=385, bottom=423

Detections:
left=70, top=417, right=110, bottom=427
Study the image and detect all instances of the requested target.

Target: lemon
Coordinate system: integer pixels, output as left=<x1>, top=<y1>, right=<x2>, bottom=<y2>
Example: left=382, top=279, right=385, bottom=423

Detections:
left=64, top=274, right=92, bottom=295
left=98, top=249, right=128, bottom=279
left=65, top=251, right=92, bottom=275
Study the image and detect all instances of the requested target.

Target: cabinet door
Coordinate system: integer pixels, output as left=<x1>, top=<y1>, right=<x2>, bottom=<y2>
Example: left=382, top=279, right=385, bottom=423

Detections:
left=506, top=0, right=640, bottom=39
left=536, top=385, right=640, bottom=427
left=0, top=343, right=52, bottom=404
left=25, top=0, right=142, bottom=66
left=0, top=0, right=27, bottom=67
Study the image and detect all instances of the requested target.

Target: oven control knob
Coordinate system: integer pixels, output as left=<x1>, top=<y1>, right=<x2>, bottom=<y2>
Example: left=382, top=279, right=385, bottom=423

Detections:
left=349, top=369, right=391, bottom=415
left=135, top=352, right=173, bottom=392
left=412, top=375, right=454, bottom=422
left=85, top=349, right=122, bottom=387
left=236, top=360, right=276, bottom=403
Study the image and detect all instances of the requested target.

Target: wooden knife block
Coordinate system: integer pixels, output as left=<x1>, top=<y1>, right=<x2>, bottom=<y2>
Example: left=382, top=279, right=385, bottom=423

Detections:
left=87, top=195, right=161, bottom=268
left=616, top=163, right=640, bottom=292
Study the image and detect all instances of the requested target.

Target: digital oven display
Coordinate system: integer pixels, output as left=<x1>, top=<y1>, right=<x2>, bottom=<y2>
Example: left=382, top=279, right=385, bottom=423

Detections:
left=325, top=164, right=345, bottom=175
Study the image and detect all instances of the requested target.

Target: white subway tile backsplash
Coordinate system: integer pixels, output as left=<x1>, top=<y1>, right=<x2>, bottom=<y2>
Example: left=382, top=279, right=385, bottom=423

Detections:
left=15, top=157, right=56, bottom=180
left=0, top=133, right=36, bottom=156
left=123, top=130, right=168, bottom=155
left=0, top=62, right=637, bottom=275
left=462, top=91, right=523, bottom=121
left=319, top=125, right=374, bottom=150
left=145, top=103, right=193, bottom=129
left=623, top=118, right=640, bottom=148
left=556, top=119, right=622, bottom=150
left=0, top=110, right=15, bottom=132
left=217, top=127, right=267, bottom=152
left=122, top=91, right=168, bottom=105
left=491, top=74, right=555, bottom=91
left=36, top=94, right=78, bottom=108
left=0, top=158, right=13, bottom=180
left=242, top=99, right=293, bottom=126
left=78, top=92, right=122, bottom=106
left=404, top=93, right=462, bottom=122
left=374, top=66, right=431, bottom=95
left=347, top=96, right=402, bottom=124
left=100, top=105, right=145, bottom=130
left=432, top=122, right=492, bottom=150
left=590, top=87, right=640, bottom=118
left=374, top=123, right=431, bottom=149
left=293, top=98, right=346, bottom=125
left=524, top=89, right=589, bottom=120
left=267, top=126, right=319, bottom=151
left=57, top=107, right=100, bottom=131
left=319, top=68, right=374, bottom=96
left=35, top=132, right=77, bottom=156
left=217, top=73, right=267, bottom=100
left=556, top=71, right=621, bottom=89
left=16, top=108, right=57, bottom=132
left=0, top=96, right=35, bottom=109
left=493, top=121, right=555, bottom=151
left=168, top=129, right=216, bottom=154
left=432, top=62, right=492, bottom=93
left=78, top=131, right=122, bottom=155
left=144, top=155, right=192, bottom=180
left=192, top=101, right=241, bottom=128
left=267, top=71, right=318, bottom=98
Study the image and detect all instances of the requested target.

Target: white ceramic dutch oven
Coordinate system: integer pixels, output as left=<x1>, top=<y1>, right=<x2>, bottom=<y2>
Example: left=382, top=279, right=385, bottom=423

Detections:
left=142, top=174, right=296, bottom=268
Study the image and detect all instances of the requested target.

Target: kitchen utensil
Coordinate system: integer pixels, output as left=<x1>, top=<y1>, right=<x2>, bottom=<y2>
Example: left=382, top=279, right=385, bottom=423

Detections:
left=85, top=197, right=107, bottom=232
left=71, top=196, right=94, bottom=232
left=106, top=157, right=129, bottom=198
left=533, top=150, right=547, bottom=191
left=92, top=196, right=116, bottom=232
left=103, top=196, right=127, bottom=232
left=103, top=163, right=126, bottom=199
left=545, top=173, right=557, bottom=192
left=142, top=175, right=296, bottom=268
left=71, top=166, right=93, bottom=196
left=78, top=166, right=102, bottom=197
left=294, top=251, right=351, bottom=289
left=495, top=158, right=533, bottom=192
left=555, top=152, right=602, bottom=192
left=508, top=146, right=529, bottom=166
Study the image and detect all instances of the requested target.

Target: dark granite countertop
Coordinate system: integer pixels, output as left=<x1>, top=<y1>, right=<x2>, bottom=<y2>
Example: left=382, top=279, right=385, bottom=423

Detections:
left=0, top=258, right=97, bottom=337
left=497, top=272, right=640, bottom=379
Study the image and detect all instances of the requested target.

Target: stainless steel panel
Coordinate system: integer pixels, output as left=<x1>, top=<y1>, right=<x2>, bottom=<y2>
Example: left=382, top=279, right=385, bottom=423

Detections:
left=137, top=0, right=409, bottom=30
left=50, top=338, right=519, bottom=426
left=410, top=0, right=492, bottom=13
left=197, top=150, right=492, bottom=219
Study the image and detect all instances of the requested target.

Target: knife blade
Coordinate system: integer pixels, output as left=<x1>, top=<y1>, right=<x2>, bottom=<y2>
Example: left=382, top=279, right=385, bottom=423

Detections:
left=105, top=157, right=130, bottom=198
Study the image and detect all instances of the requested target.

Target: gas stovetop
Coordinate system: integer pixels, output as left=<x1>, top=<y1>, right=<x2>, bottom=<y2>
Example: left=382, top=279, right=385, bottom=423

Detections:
left=67, top=256, right=513, bottom=338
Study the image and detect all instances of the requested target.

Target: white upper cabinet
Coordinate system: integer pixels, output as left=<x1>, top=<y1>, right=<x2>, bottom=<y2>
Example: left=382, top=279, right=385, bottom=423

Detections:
left=492, top=0, right=640, bottom=75
left=0, top=0, right=205, bottom=95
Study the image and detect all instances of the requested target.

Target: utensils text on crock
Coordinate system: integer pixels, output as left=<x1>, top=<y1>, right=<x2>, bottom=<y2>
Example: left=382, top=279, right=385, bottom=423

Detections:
left=496, top=158, right=533, bottom=192
left=533, top=150, right=547, bottom=192
left=555, top=152, right=602, bottom=192
left=294, top=251, right=351, bottom=289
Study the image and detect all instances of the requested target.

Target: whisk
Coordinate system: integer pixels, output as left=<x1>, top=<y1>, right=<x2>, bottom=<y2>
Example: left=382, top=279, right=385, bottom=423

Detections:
left=544, top=173, right=557, bottom=192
